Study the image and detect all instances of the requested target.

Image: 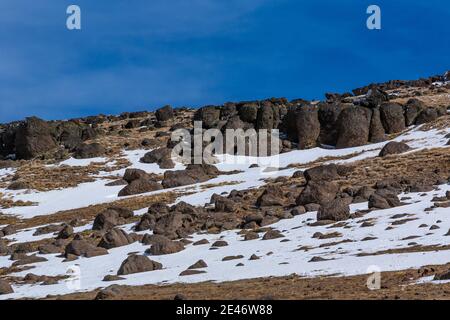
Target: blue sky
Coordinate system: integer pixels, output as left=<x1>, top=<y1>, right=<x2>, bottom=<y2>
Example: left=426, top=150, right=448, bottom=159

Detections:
left=0, top=0, right=449, bottom=122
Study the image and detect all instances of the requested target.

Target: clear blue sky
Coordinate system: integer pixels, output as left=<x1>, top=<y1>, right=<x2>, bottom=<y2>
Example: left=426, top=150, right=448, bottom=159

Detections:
left=0, top=0, right=449, bottom=122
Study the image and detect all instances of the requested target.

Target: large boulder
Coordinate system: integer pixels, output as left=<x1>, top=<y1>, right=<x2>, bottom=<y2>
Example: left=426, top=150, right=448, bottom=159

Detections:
left=98, top=228, right=135, bottom=249
left=368, top=189, right=401, bottom=209
left=73, top=143, right=106, bottom=159
left=379, top=141, right=410, bottom=157
left=0, top=280, right=13, bottom=295
left=404, top=99, right=425, bottom=126
left=117, top=255, right=162, bottom=275
left=256, top=185, right=286, bottom=207
left=369, top=108, right=386, bottom=143
left=122, top=168, right=150, bottom=183
left=295, top=105, right=320, bottom=149
left=304, top=164, right=340, bottom=182
left=118, top=178, right=163, bottom=197
left=416, top=108, right=439, bottom=125
left=65, top=240, right=108, bottom=258
left=147, top=237, right=185, bottom=255
left=238, top=103, right=259, bottom=123
left=56, top=121, right=84, bottom=150
left=155, top=105, right=174, bottom=122
left=336, top=106, right=372, bottom=148
left=194, top=106, right=221, bottom=129
left=92, top=207, right=133, bottom=231
left=317, top=198, right=352, bottom=221
left=380, top=103, right=406, bottom=134
left=162, top=164, right=219, bottom=188
left=361, top=87, right=389, bottom=108
left=15, top=117, right=57, bottom=160
left=318, top=102, right=343, bottom=146
left=256, top=103, right=277, bottom=130
left=140, top=147, right=174, bottom=169
left=296, top=180, right=339, bottom=206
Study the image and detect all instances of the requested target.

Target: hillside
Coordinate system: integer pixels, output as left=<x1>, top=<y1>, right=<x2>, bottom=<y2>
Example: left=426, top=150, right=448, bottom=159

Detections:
left=0, top=72, right=449, bottom=300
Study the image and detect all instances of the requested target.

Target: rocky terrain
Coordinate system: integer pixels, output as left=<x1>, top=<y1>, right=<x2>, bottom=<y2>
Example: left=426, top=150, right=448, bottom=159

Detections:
left=0, top=72, right=449, bottom=300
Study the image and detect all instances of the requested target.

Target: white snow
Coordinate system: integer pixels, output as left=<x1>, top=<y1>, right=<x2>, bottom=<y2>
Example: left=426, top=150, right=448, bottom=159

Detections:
left=1, top=184, right=450, bottom=300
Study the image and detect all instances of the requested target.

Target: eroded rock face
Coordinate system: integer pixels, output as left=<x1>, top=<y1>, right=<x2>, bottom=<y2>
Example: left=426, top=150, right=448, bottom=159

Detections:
left=404, top=99, right=425, bottom=126
left=368, top=189, right=401, bottom=209
left=147, top=237, right=185, bottom=255
left=0, top=280, right=14, bottom=295
left=304, top=164, right=340, bottom=182
left=379, top=141, right=410, bottom=157
left=15, top=117, right=57, bottom=160
left=98, top=228, right=136, bottom=249
left=317, top=198, right=352, bottom=221
left=117, top=255, right=162, bottom=275
left=162, top=164, right=219, bottom=188
left=380, top=103, right=406, bottom=134
left=118, top=178, right=163, bottom=197
left=92, top=207, right=133, bottom=231
left=65, top=240, right=108, bottom=258
left=296, top=180, right=339, bottom=206
left=295, top=105, right=320, bottom=149
left=155, top=105, right=174, bottom=122
left=140, top=147, right=175, bottom=169
left=336, top=106, right=372, bottom=148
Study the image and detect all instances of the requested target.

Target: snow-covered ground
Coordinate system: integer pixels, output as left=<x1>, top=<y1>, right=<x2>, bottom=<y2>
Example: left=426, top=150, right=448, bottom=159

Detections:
left=1, top=184, right=449, bottom=300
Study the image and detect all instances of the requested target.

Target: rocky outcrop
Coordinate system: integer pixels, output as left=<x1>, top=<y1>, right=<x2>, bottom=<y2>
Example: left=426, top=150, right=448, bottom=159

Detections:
left=15, top=117, right=57, bottom=160
left=336, top=106, right=372, bottom=148
left=155, top=105, right=174, bottom=122
left=380, top=103, right=406, bottom=134
left=118, top=178, right=163, bottom=197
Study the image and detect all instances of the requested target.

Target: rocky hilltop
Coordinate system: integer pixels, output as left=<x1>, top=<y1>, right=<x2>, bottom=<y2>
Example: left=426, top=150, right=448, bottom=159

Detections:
left=1, top=71, right=449, bottom=162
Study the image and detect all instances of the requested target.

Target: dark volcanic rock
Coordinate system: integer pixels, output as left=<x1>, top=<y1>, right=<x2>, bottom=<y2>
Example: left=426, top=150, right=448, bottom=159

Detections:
left=162, top=164, right=219, bottom=188
left=118, top=178, right=163, bottom=197
left=147, top=238, right=185, bottom=255
left=155, top=105, right=174, bottom=121
left=380, top=103, right=406, bottom=134
left=140, top=147, right=175, bottom=169
left=317, top=198, right=352, bottom=221
left=65, top=240, right=108, bottom=258
left=368, top=189, right=401, bottom=209
left=15, top=117, right=57, bottom=160
left=295, top=105, right=320, bottom=149
left=122, top=168, right=151, bottom=183
left=0, top=280, right=13, bottom=295
left=369, top=108, right=386, bottom=143
left=404, top=99, right=425, bottom=126
left=304, top=164, right=340, bottom=182
left=379, top=141, right=410, bottom=157
left=296, top=181, right=339, bottom=206
left=256, top=185, right=285, bottom=207
left=415, top=108, right=439, bottom=125
left=117, top=255, right=162, bottom=275
left=336, top=106, right=372, bottom=148
left=98, top=228, right=135, bottom=249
